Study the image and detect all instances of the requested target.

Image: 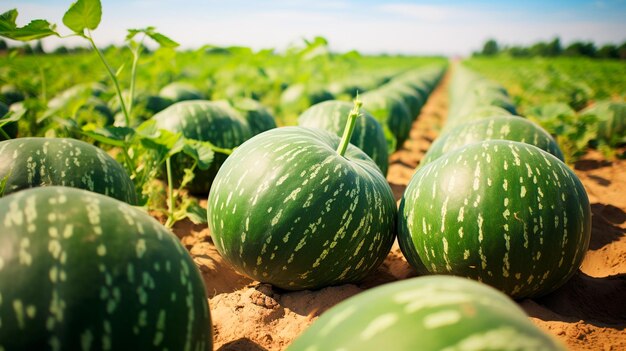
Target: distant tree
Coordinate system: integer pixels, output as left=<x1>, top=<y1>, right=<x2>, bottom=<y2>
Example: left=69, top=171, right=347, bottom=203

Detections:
left=507, top=46, right=530, bottom=57
left=53, top=45, right=69, bottom=54
left=22, top=43, right=33, bottom=55
left=481, top=39, right=500, bottom=56
left=33, top=40, right=45, bottom=54
left=597, top=44, right=618, bottom=59
left=564, top=41, right=596, bottom=57
left=618, top=42, right=626, bottom=60
left=546, top=38, right=562, bottom=56
left=529, top=42, right=548, bottom=56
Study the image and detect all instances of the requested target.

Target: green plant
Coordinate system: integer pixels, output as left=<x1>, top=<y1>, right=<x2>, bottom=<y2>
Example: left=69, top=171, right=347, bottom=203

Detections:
left=0, top=0, right=178, bottom=127
left=0, top=0, right=227, bottom=228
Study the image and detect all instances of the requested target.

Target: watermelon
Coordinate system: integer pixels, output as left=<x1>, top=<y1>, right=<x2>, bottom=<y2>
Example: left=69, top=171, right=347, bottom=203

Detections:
left=47, top=83, right=114, bottom=127
left=0, top=138, right=136, bottom=204
left=279, top=84, right=335, bottom=117
left=445, top=105, right=515, bottom=129
left=378, top=83, right=424, bottom=119
left=227, top=98, right=277, bottom=136
left=0, top=186, right=212, bottom=350
left=287, top=276, right=565, bottom=351
left=0, top=84, right=25, bottom=105
left=208, top=126, right=396, bottom=290
left=361, top=91, right=412, bottom=150
left=421, top=116, right=564, bottom=166
left=159, top=83, right=204, bottom=103
left=298, top=100, right=389, bottom=175
left=152, top=100, right=252, bottom=194
left=399, top=140, right=591, bottom=299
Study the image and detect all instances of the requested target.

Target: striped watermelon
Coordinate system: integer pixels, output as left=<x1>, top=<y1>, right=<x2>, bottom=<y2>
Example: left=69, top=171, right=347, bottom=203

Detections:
left=152, top=100, right=252, bottom=194
left=0, top=186, right=212, bottom=350
left=298, top=100, right=389, bottom=175
left=223, top=98, right=276, bottom=136
left=287, top=276, right=565, bottom=351
left=159, top=82, right=204, bottom=103
left=0, top=138, right=136, bottom=204
left=208, top=127, right=396, bottom=290
left=421, top=116, right=564, bottom=166
left=399, top=140, right=591, bottom=299
left=361, top=92, right=412, bottom=150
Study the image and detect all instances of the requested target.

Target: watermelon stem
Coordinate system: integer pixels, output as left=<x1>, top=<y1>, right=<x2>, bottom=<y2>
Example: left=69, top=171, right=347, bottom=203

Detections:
left=165, top=157, right=175, bottom=228
left=86, top=30, right=131, bottom=127
left=336, top=95, right=362, bottom=157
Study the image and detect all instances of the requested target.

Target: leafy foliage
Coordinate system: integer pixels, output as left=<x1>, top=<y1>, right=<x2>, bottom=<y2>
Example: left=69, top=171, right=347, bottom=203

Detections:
left=0, top=9, right=59, bottom=41
left=62, top=0, right=102, bottom=35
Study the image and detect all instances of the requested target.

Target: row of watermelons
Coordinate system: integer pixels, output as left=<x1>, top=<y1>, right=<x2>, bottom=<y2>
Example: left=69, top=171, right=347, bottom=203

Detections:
left=0, top=77, right=273, bottom=349
left=0, top=66, right=443, bottom=349
left=0, top=64, right=585, bottom=350
left=399, top=66, right=591, bottom=300
left=360, top=66, right=445, bottom=151
left=206, top=65, right=446, bottom=291
left=286, top=67, right=582, bottom=350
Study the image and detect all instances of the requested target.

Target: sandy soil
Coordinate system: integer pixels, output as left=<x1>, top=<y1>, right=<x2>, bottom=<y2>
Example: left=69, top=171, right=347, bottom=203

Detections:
left=173, top=72, right=626, bottom=350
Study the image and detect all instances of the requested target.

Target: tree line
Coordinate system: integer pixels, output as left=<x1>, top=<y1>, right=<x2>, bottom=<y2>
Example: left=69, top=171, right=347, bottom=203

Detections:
left=475, top=38, right=626, bottom=59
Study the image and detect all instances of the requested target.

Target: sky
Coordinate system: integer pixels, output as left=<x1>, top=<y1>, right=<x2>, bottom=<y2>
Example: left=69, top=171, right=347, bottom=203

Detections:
left=3, top=0, right=626, bottom=56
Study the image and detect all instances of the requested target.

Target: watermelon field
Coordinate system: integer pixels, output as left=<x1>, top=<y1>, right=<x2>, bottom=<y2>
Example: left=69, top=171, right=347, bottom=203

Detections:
left=1, top=1, right=626, bottom=350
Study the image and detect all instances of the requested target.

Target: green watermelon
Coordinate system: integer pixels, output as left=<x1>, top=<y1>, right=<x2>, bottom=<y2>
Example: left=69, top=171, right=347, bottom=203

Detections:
left=287, top=276, right=565, bottom=351
left=208, top=126, right=396, bottom=290
left=361, top=91, right=412, bottom=150
left=152, top=100, right=252, bottom=194
left=377, top=84, right=423, bottom=119
left=159, top=83, right=204, bottom=103
left=399, top=140, right=591, bottom=299
left=47, top=84, right=114, bottom=127
left=0, top=186, right=212, bottom=350
left=279, top=84, right=335, bottom=118
left=0, top=84, right=25, bottom=105
left=445, top=105, right=515, bottom=129
left=0, top=138, right=136, bottom=204
left=227, top=98, right=277, bottom=136
left=298, top=100, right=389, bottom=175
left=422, top=116, right=564, bottom=166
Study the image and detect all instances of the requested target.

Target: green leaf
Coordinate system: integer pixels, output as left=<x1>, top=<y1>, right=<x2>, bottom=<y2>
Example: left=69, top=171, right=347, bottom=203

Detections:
left=139, top=128, right=184, bottom=157
left=63, top=0, right=102, bottom=34
left=126, top=27, right=179, bottom=48
left=81, top=125, right=135, bottom=147
left=0, top=108, right=25, bottom=127
left=0, top=10, right=18, bottom=29
left=115, top=63, right=125, bottom=77
left=146, top=31, right=179, bottom=48
left=0, top=173, right=10, bottom=197
left=0, top=9, right=59, bottom=41
left=184, top=200, right=208, bottom=224
left=183, top=140, right=215, bottom=170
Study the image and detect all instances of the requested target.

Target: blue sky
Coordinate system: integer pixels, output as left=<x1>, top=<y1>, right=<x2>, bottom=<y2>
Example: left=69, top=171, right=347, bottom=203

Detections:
left=3, top=0, right=626, bottom=55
